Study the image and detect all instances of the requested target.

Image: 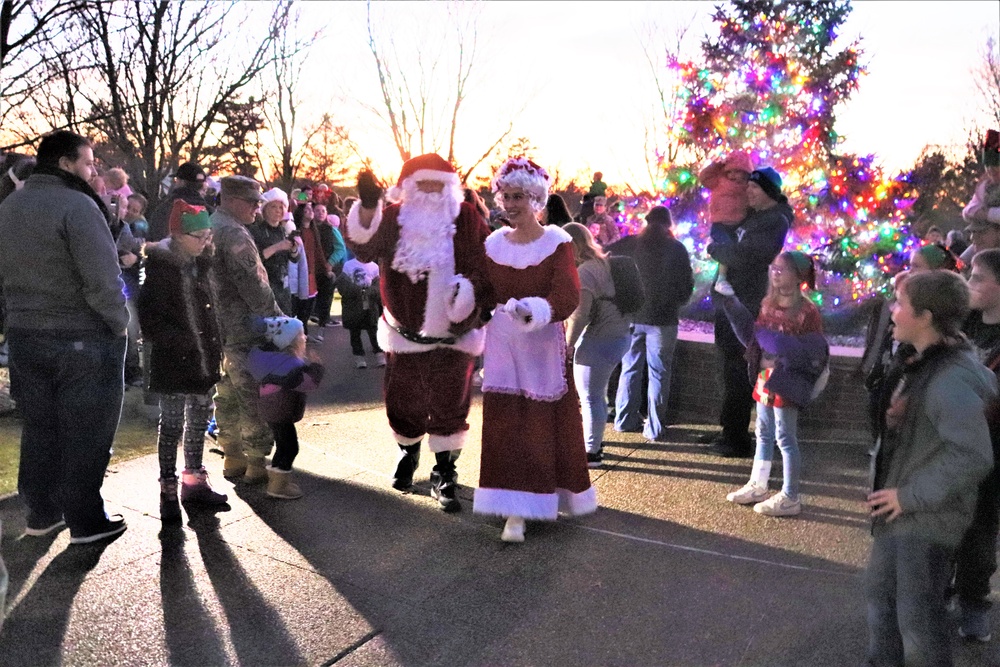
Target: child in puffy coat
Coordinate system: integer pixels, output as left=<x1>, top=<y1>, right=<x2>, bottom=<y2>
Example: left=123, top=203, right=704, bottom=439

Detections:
left=336, top=258, right=384, bottom=369
left=248, top=316, right=324, bottom=499
left=699, top=150, right=753, bottom=296
left=714, top=251, right=829, bottom=517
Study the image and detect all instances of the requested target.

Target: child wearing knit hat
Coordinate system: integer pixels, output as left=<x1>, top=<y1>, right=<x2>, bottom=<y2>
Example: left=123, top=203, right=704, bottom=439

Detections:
left=715, top=250, right=829, bottom=517
left=139, top=199, right=227, bottom=522
left=247, top=316, right=325, bottom=499
left=699, top=151, right=754, bottom=296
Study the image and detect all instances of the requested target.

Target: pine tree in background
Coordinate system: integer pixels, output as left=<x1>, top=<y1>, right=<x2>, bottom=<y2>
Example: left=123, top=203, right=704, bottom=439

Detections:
left=628, top=0, right=924, bottom=312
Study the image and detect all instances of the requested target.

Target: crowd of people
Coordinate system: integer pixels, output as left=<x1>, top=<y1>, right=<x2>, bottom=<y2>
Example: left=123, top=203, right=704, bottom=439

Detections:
left=0, top=128, right=999, bottom=664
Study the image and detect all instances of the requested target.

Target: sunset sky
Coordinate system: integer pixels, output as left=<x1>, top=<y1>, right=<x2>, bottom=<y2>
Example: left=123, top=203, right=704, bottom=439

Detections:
left=296, top=1, right=999, bottom=188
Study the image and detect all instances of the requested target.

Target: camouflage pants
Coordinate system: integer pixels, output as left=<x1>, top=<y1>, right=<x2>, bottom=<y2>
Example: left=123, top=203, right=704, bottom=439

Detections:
left=214, top=345, right=273, bottom=461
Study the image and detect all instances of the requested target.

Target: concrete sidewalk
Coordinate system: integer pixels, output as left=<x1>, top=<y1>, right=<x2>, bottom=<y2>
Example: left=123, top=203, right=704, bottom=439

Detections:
left=0, top=317, right=997, bottom=666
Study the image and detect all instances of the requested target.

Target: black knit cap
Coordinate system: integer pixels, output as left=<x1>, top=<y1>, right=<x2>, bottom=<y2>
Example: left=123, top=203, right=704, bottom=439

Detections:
left=749, top=167, right=784, bottom=203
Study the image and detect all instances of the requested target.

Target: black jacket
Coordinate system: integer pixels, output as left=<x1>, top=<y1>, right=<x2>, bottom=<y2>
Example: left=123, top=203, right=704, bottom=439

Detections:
left=138, top=240, right=223, bottom=394
left=608, top=231, right=694, bottom=326
left=708, top=203, right=793, bottom=314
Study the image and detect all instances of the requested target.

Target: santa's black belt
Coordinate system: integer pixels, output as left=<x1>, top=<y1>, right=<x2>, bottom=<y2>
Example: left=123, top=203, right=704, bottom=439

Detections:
left=384, top=317, right=457, bottom=345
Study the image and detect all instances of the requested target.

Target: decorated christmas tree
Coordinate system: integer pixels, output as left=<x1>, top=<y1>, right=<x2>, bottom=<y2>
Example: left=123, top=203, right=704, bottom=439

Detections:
left=624, top=0, right=921, bottom=312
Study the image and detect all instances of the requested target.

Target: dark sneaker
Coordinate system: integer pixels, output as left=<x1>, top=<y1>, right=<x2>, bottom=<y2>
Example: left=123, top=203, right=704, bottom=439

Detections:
left=69, top=515, right=127, bottom=545
left=23, top=516, right=66, bottom=537
left=586, top=451, right=604, bottom=468
left=959, top=606, right=992, bottom=642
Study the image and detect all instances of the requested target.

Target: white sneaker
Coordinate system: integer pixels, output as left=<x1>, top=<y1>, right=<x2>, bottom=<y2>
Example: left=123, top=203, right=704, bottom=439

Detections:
left=714, top=279, right=735, bottom=297
left=374, top=352, right=387, bottom=367
left=753, top=491, right=802, bottom=517
left=501, top=516, right=525, bottom=543
left=354, top=357, right=368, bottom=369
left=726, top=482, right=769, bottom=505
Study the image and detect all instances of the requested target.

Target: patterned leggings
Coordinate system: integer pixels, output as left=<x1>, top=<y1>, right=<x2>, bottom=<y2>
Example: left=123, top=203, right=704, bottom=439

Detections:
left=157, top=392, right=214, bottom=480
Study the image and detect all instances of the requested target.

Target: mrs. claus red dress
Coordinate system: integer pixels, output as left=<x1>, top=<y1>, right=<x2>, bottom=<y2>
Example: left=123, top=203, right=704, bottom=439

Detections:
left=473, top=225, right=598, bottom=520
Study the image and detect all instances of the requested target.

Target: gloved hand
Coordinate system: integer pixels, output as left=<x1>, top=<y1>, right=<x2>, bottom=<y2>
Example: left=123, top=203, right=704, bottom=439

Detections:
left=357, top=169, right=383, bottom=209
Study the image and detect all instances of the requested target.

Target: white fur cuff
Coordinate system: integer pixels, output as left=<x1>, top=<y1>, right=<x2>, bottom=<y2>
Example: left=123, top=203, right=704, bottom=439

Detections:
left=345, top=199, right=383, bottom=245
left=428, top=431, right=466, bottom=453
left=988, top=207, right=1000, bottom=224
left=447, top=275, right=476, bottom=323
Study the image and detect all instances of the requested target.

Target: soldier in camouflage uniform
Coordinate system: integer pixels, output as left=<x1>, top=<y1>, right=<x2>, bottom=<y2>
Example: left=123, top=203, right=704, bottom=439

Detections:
left=210, top=176, right=284, bottom=482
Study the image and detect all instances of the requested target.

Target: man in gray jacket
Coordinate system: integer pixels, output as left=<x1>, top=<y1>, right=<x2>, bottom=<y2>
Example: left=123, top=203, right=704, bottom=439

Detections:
left=0, top=131, right=129, bottom=544
left=211, top=176, right=283, bottom=482
left=866, top=270, right=996, bottom=666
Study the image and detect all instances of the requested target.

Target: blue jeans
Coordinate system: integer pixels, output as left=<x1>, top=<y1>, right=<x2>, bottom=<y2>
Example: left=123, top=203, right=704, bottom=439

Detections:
left=754, top=401, right=800, bottom=498
left=574, top=335, right=630, bottom=454
left=615, top=324, right=678, bottom=440
left=8, top=329, right=125, bottom=535
left=865, top=532, right=954, bottom=667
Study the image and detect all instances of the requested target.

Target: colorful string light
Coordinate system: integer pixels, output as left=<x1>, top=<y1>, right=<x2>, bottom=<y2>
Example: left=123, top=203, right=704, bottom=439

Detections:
left=616, top=2, right=920, bottom=312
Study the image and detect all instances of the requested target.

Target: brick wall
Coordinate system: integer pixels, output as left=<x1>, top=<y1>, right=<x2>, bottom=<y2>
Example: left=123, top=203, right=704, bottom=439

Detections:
left=667, top=332, right=871, bottom=444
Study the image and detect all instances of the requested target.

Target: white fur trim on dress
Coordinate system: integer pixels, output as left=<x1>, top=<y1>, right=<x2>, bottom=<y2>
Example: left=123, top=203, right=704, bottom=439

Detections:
left=557, top=486, right=598, bottom=516
left=447, top=275, right=476, bottom=323
left=427, top=431, right=466, bottom=453
left=393, top=432, right=423, bottom=446
left=473, top=487, right=560, bottom=520
left=502, top=296, right=551, bottom=333
left=345, top=199, right=383, bottom=245
left=485, top=225, right=571, bottom=269
left=377, top=314, right=486, bottom=356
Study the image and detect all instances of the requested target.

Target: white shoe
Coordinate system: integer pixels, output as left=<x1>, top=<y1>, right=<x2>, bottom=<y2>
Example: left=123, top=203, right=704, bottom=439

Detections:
left=354, top=357, right=367, bottom=369
left=374, top=352, right=387, bottom=367
left=753, top=491, right=802, bottom=516
left=714, top=279, right=735, bottom=297
left=726, top=482, right=769, bottom=505
left=501, top=516, right=525, bottom=542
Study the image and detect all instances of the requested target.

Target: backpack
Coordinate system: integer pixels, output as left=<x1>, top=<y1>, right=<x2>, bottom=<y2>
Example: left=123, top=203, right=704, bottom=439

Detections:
left=603, top=255, right=646, bottom=315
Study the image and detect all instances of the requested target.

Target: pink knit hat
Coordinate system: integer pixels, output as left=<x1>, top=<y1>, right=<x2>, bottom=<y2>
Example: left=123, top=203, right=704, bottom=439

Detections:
left=724, top=150, right=753, bottom=174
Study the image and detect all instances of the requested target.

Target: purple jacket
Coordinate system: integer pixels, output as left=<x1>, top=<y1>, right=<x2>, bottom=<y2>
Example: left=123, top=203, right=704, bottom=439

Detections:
left=247, top=347, right=324, bottom=423
left=715, top=291, right=829, bottom=408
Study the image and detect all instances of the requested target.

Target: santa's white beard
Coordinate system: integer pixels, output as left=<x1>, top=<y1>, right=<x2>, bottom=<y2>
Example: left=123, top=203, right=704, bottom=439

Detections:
left=393, top=186, right=461, bottom=283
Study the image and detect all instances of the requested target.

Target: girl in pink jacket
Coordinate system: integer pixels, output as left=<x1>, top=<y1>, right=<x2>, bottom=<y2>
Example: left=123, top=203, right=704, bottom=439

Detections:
left=699, top=150, right=753, bottom=295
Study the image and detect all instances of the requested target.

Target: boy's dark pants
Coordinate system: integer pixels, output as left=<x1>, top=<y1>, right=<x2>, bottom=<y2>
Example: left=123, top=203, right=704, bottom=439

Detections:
left=953, top=468, right=1000, bottom=610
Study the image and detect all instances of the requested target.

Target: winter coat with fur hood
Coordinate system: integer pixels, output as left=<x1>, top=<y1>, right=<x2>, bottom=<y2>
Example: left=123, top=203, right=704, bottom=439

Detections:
left=138, top=239, right=223, bottom=394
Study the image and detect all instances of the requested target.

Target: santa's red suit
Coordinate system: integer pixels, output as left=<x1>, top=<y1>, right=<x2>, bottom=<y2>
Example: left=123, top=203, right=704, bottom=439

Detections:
left=344, top=155, right=490, bottom=511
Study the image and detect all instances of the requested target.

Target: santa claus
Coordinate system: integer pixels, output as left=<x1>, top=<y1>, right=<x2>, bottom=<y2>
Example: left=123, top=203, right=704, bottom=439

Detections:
left=345, top=154, right=490, bottom=512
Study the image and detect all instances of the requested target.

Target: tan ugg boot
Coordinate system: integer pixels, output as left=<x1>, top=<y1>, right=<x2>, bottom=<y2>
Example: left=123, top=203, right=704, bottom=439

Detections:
left=266, top=466, right=303, bottom=499
left=221, top=441, right=248, bottom=479
left=244, top=457, right=269, bottom=484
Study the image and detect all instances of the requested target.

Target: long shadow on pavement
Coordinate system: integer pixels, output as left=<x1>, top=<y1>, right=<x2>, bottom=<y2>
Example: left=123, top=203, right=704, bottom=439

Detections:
left=0, top=537, right=115, bottom=664
left=230, top=468, right=879, bottom=666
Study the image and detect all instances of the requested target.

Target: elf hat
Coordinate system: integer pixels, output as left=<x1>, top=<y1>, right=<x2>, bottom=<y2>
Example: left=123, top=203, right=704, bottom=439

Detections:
left=783, top=250, right=816, bottom=290
left=749, top=167, right=785, bottom=203
left=168, top=200, right=211, bottom=235
left=259, top=316, right=303, bottom=350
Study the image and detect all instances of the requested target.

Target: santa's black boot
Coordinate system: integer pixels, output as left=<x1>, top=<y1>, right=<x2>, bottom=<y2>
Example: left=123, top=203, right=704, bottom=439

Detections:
left=392, top=443, right=421, bottom=492
left=430, top=450, right=462, bottom=513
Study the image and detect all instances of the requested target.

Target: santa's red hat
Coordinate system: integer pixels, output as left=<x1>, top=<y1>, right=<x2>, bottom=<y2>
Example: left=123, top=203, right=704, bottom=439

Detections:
left=398, top=153, right=454, bottom=184
left=387, top=153, right=460, bottom=202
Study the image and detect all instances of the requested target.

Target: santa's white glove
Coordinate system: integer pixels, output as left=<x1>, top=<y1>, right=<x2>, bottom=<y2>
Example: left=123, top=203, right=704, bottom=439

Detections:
left=447, top=275, right=476, bottom=323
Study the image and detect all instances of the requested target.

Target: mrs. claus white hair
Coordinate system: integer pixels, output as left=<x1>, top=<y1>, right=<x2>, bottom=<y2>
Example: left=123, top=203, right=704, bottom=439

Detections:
left=491, top=157, right=550, bottom=213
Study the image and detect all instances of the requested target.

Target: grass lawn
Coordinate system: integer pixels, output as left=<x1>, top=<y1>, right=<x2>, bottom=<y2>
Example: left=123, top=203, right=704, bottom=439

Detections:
left=0, top=387, right=159, bottom=497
